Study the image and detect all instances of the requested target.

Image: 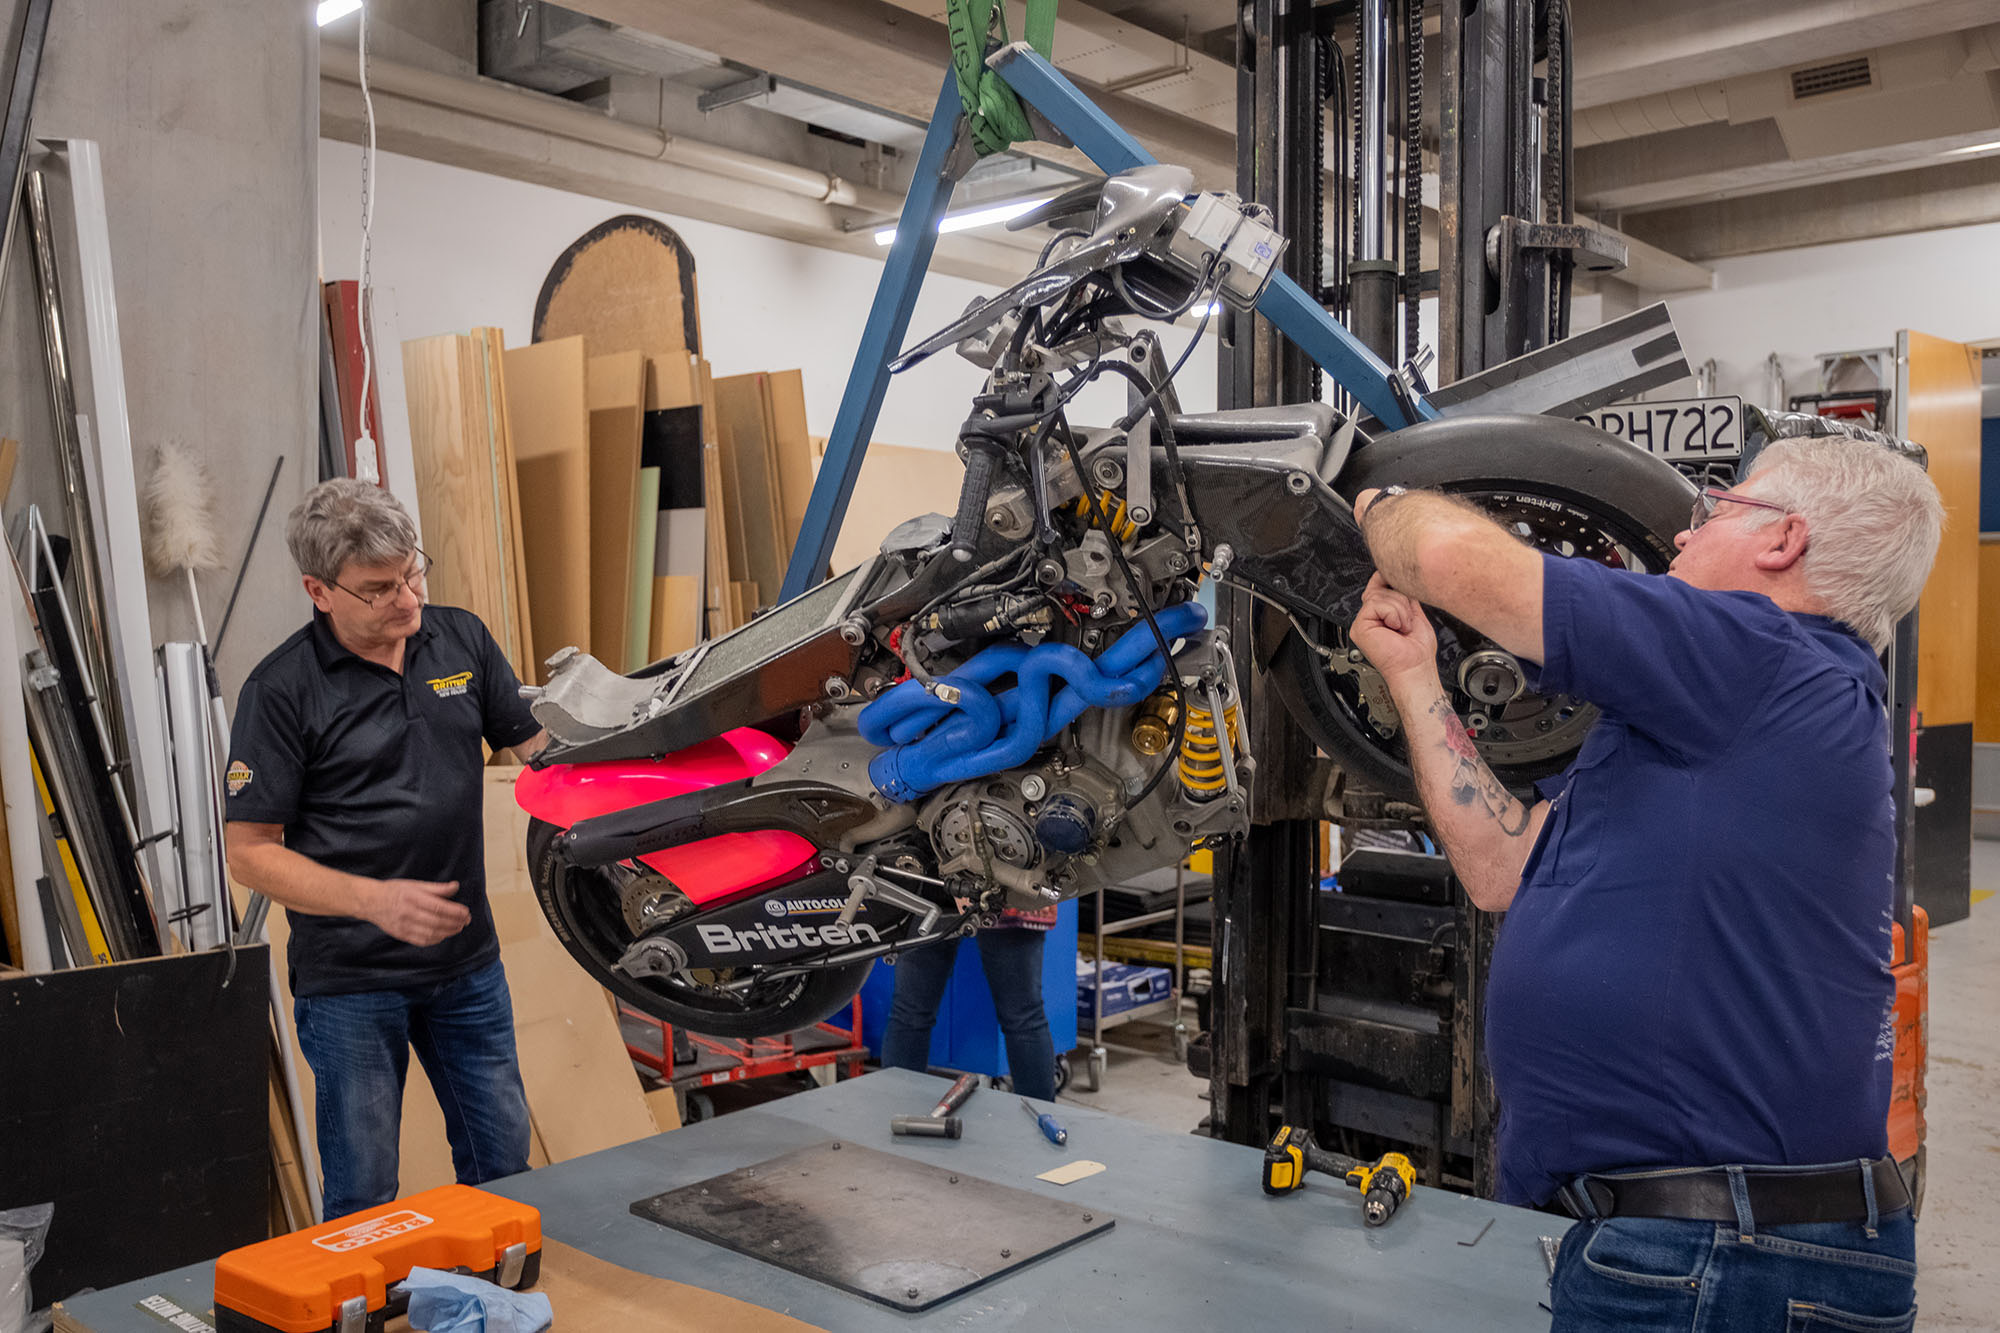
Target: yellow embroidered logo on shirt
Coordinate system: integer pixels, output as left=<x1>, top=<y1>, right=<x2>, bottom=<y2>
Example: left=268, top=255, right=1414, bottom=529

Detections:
left=226, top=761, right=253, bottom=796
left=428, top=670, right=474, bottom=699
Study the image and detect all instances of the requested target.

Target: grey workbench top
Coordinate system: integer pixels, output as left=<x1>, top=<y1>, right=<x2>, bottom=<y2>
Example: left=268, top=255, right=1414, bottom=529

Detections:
left=62, top=1068, right=1557, bottom=1330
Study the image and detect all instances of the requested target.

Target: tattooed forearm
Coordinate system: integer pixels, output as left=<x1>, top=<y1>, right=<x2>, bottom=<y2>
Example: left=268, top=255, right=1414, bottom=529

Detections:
left=1429, top=699, right=1532, bottom=836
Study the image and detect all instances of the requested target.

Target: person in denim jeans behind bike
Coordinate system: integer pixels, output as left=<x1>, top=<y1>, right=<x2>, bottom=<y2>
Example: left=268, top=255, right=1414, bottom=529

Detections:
left=883, top=905, right=1060, bottom=1101
left=227, top=480, right=548, bottom=1221
left=1347, top=437, right=1942, bottom=1332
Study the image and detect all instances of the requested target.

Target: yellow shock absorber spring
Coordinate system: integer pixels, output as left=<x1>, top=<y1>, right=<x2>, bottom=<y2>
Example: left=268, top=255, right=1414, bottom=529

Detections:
left=1073, top=489, right=1138, bottom=543
left=1179, top=700, right=1240, bottom=800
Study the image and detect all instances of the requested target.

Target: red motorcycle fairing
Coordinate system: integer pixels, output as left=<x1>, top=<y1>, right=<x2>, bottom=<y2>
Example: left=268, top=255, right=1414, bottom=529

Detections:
left=514, top=727, right=819, bottom=907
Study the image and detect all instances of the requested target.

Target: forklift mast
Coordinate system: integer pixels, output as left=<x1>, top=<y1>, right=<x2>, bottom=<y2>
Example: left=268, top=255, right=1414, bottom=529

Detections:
left=1202, top=0, right=1582, bottom=1196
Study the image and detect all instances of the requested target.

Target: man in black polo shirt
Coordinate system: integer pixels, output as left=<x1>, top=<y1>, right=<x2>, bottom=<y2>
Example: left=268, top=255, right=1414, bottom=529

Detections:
left=226, top=479, right=546, bottom=1220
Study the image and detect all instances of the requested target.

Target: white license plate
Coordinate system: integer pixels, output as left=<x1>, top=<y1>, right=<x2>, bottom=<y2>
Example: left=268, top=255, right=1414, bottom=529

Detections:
left=1577, top=396, right=1744, bottom=462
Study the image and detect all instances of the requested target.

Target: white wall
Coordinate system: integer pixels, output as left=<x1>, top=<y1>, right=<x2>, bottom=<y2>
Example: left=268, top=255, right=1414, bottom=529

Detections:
left=316, top=141, right=1218, bottom=518
left=1640, top=220, right=2000, bottom=409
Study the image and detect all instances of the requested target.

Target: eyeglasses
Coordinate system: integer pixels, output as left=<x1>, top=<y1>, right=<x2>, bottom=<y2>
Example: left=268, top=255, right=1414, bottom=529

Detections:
left=1689, top=487, right=1786, bottom=531
left=330, top=550, right=433, bottom=608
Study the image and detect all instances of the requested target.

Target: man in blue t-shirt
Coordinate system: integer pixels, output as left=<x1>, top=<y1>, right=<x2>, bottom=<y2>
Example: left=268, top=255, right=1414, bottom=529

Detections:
left=1347, top=437, right=1941, bottom=1331
left=227, top=480, right=547, bottom=1221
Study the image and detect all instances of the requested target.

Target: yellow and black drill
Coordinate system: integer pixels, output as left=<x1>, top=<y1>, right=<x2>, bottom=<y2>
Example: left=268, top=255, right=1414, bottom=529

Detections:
left=1261, top=1125, right=1416, bottom=1228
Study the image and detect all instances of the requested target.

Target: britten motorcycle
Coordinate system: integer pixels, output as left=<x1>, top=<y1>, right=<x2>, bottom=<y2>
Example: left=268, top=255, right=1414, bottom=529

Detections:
left=515, top=165, right=1697, bottom=1037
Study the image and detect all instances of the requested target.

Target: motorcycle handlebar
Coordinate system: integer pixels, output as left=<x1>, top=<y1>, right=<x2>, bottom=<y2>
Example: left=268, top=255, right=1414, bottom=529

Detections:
left=950, top=440, right=1002, bottom=563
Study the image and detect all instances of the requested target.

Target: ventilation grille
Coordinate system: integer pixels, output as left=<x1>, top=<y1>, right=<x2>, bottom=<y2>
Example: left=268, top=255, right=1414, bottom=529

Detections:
left=1790, top=56, right=1874, bottom=100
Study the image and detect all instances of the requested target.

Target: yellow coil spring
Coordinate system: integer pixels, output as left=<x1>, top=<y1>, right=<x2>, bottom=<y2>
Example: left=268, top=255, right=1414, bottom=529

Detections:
left=1179, top=701, right=1240, bottom=798
left=1073, top=489, right=1138, bottom=543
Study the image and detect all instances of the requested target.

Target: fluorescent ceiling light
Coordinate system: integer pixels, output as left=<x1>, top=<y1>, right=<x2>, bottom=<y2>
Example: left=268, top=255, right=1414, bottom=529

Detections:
left=317, top=0, right=362, bottom=26
left=1944, top=139, right=2000, bottom=155
left=874, top=197, right=1048, bottom=246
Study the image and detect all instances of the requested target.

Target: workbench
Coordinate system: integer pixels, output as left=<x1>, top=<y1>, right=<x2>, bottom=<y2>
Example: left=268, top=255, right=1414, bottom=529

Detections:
left=60, top=1068, right=1558, bottom=1331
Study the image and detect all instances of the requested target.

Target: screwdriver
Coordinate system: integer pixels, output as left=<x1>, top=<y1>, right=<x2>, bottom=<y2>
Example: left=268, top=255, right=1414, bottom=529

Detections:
left=1019, top=1096, right=1067, bottom=1146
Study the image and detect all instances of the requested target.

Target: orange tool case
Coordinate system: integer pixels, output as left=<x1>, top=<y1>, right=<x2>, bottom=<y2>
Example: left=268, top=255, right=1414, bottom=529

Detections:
left=213, top=1185, right=542, bottom=1333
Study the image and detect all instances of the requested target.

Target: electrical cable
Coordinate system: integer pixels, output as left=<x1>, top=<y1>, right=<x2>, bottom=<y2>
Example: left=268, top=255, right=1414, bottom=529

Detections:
left=352, top=0, right=382, bottom=483
left=1112, top=261, right=1223, bottom=435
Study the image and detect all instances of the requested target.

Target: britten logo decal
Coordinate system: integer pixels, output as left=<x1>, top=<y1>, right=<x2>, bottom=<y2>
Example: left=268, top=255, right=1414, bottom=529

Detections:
left=226, top=762, right=253, bottom=795
left=428, top=670, right=473, bottom=698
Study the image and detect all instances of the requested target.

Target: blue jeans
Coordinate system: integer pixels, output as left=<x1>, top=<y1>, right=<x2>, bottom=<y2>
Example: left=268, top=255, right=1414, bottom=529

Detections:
left=295, top=958, right=532, bottom=1220
left=1551, top=1182, right=1917, bottom=1332
left=881, top=927, right=1057, bottom=1101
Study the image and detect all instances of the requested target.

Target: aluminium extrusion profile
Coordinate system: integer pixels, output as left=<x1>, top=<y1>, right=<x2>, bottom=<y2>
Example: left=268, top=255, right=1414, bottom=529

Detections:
left=160, top=642, right=226, bottom=952
left=23, top=166, right=120, bottom=763
left=58, top=138, right=185, bottom=930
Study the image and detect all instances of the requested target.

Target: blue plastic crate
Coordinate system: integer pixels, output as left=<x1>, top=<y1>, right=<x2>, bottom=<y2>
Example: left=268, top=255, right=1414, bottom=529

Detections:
left=1077, top=958, right=1172, bottom=1020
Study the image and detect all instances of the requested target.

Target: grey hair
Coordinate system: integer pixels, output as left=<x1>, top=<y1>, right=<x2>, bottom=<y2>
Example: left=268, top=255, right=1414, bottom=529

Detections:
left=285, top=479, right=420, bottom=584
left=1741, top=437, right=1944, bottom=652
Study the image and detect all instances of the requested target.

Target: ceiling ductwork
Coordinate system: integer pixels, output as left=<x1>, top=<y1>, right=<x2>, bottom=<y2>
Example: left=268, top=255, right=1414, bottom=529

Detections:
left=1576, top=22, right=2000, bottom=162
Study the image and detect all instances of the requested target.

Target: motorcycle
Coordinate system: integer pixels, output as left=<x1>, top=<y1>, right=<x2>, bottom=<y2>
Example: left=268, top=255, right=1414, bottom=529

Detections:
left=515, top=165, right=1697, bottom=1038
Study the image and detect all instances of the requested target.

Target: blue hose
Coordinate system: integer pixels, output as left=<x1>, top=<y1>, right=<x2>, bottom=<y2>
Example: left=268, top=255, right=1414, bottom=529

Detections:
left=861, top=600, right=1208, bottom=803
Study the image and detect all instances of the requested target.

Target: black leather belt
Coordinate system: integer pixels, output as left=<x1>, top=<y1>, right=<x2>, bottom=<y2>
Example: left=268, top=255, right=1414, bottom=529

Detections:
left=1564, top=1158, right=1910, bottom=1226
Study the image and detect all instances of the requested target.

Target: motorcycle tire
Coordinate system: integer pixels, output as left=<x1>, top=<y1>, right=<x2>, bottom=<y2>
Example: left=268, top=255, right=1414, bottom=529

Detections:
left=1270, top=412, right=1697, bottom=804
left=526, top=818, right=877, bottom=1039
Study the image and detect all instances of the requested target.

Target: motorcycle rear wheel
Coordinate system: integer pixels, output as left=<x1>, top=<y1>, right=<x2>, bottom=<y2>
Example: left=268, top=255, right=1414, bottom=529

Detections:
left=1270, top=413, right=1696, bottom=803
left=527, top=818, right=878, bottom=1039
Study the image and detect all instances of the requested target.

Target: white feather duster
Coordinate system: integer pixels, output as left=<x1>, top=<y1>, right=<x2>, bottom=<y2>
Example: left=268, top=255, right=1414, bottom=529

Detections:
left=142, top=440, right=222, bottom=578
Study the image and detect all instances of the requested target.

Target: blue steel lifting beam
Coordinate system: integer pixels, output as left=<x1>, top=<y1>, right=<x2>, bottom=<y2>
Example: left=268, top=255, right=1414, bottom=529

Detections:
left=780, top=44, right=1437, bottom=603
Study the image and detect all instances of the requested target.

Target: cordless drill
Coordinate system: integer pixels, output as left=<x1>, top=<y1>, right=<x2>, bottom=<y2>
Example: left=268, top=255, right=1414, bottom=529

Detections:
left=1260, top=1125, right=1416, bottom=1228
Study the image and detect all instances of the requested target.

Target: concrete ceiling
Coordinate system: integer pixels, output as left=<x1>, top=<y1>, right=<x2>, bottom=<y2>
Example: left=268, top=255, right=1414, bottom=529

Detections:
left=325, top=0, right=2000, bottom=295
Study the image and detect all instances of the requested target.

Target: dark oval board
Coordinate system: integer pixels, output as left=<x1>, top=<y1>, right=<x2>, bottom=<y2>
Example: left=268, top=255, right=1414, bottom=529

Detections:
left=533, top=213, right=701, bottom=356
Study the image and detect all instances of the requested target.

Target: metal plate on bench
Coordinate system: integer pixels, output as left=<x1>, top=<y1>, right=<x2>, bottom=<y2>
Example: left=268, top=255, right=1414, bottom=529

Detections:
left=629, top=1139, right=1115, bottom=1312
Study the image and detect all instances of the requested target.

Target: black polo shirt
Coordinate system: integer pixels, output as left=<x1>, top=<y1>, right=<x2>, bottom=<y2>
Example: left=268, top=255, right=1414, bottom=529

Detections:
left=226, top=605, right=540, bottom=997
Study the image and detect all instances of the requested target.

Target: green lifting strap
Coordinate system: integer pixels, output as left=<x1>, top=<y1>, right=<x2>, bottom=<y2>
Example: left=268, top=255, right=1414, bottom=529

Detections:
left=946, top=0, right=1058, bottom=156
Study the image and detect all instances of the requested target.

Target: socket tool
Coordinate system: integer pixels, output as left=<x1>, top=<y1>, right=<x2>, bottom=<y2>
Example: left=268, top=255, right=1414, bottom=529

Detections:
left=890, top=1072, right=982, bottom=1137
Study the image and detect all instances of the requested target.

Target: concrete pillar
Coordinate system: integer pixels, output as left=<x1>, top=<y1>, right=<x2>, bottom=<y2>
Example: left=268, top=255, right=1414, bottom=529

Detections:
left=0, top=0, right=317, bottom=706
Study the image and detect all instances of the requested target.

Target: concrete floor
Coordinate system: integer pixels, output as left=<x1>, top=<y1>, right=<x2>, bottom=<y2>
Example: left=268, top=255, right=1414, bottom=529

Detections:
left=1052, top=842, right=2000, bottom=1327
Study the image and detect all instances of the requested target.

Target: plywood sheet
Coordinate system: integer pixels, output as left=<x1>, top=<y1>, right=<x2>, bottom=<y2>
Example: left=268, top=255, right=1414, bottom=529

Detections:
left=813, top=440, right=966, bottom=573
left=1901, top=329, right=1982, bottom=728
left=627, top=465, right=661, bottom=671
left=649, top=575, right=702, bottom=660
left=403, top=333, right=532, bottom=681
left=534, top=216, right=701, bottom=358
left=527, top=1239, right=822, bottom=1332
left=477, top=328, right=536, bottom=675
left=587, top=351, right=646, bottom=670
left=506, top=337, right=592, bottom=683
left=714, top=372, right=790, bottom=603
left=764, top=370, right=816, bottom=554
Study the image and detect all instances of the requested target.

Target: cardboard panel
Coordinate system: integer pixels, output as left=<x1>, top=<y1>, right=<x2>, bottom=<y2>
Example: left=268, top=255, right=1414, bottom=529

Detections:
left=587, top=351, right=646, bottom=671
left=534, top=215, right=701, bottom=358
left=506, top=337, right=592, bottom=683
left=1900, top=330, right=1981, bottom=728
